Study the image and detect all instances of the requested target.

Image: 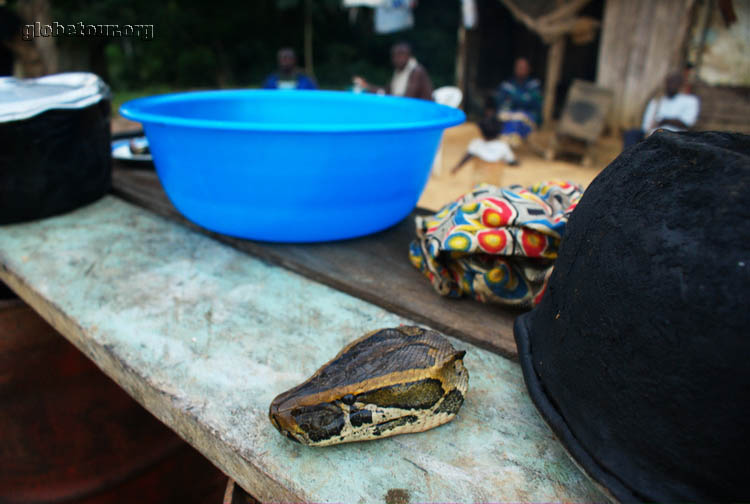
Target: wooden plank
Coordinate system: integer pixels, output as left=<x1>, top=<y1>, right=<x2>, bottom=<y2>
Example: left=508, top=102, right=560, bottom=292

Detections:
left=111, top=169, right=520, bottom=359
left=0, top=197, right=605, bottom=503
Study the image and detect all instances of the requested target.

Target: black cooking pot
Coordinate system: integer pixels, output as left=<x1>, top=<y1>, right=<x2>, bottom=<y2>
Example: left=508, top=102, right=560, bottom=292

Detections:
left=514, top=130, right=750, bottom=502
left=0, top=73, right=111, bottom=225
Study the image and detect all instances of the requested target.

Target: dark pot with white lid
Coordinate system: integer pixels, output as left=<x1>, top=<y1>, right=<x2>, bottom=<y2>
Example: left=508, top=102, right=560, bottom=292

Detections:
left=0, top=72, right=111, bottom=224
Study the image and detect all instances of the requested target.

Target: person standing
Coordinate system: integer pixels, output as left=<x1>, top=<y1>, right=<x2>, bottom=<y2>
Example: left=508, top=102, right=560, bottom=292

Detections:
left=353, top=42, right=433, bottom=101
left=262, top=48, right=317, bottom=90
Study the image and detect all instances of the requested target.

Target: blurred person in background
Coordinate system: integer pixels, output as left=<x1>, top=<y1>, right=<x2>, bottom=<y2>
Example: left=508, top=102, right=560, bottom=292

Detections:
left=452, top=97, right=518, bottom=174
left=681, top=61, right=696, bottom=94
left=353, top=41, right=433, bottom=101
left=262, top=48, right=317, bottom=90
left=623, top=71, right=700, bottom=149
left=494, top=57, right=542, bottom=146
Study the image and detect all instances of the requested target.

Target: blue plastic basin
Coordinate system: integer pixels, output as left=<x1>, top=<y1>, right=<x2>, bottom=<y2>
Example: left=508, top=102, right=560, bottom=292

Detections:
left=120, top=90, right=464, bottom=242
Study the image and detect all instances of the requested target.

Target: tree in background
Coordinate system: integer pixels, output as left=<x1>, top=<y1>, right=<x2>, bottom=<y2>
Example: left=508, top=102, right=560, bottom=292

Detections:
left=9, top=0, right=460, bottom=91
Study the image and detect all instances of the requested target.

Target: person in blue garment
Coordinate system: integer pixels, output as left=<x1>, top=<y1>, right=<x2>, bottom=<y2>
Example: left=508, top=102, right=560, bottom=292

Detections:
left=494, top=57, right=543, bottom=146
left=262, top=48, right=317, bottom=90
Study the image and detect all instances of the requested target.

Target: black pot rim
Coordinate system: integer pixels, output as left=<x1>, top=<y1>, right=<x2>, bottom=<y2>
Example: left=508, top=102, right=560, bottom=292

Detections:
left=514, top=312, right=641, bottom=504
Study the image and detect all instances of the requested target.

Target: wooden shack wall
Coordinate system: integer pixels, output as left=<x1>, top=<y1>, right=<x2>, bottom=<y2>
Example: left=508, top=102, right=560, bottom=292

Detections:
left=596, top=0, right=696, bottom=131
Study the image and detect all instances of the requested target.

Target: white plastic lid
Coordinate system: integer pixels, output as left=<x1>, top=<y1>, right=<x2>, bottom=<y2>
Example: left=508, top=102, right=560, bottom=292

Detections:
left=0, top=72, right=110, bottom=123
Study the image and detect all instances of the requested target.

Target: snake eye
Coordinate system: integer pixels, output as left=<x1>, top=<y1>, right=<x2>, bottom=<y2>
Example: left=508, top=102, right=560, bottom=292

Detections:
left=341, top=394, right=356, bottom=405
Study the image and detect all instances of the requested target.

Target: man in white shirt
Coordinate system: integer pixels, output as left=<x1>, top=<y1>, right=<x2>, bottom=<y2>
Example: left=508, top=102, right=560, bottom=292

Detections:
left=624, top=72, right=700, bottom=148
left=352, top=42, right=433, bottom=101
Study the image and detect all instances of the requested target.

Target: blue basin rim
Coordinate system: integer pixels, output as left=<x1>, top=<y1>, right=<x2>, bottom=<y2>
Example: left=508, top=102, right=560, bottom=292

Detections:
left=120, top=89, right=466, bottom=134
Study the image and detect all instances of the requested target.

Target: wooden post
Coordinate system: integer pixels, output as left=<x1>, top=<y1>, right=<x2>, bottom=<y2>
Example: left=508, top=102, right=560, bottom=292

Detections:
left=304, top=0, right=314, bottom=77
left=543, top=36, right=566, bottom=127
left=455, top=25, right=466, bottom=94
left=465, top=28, right=480, bottom=111
left=694, top=0, right=714, bottom=77
left=455, top=25, right=479, bottom=114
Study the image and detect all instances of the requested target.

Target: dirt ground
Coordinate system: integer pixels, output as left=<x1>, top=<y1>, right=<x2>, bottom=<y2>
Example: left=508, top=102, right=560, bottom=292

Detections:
left=418, top=122, right=622, bottom=211
left=112, top=116, right=622, bottom=213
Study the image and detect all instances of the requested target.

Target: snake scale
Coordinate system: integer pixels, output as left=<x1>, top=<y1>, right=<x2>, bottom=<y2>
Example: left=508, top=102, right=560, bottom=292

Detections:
left=269, top=326, right=469, bottom=446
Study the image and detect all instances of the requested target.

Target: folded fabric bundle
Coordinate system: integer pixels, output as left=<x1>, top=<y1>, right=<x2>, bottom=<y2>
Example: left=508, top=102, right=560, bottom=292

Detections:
left=409, top=181, right=583, bottom=309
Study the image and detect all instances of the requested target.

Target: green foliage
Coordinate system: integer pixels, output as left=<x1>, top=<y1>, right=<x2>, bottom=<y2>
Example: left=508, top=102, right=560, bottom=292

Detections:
left=111, top=85, right=173, bottom=115
left=42, top=0, right=459, bottom=91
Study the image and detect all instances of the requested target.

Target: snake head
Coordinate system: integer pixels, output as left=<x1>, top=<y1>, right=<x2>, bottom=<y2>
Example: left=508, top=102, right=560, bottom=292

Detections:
left=268, top=405, right=302, bottom=443
left=270, top=398, right=348, bottom=445
left=268, top=326, right=469, bottom=446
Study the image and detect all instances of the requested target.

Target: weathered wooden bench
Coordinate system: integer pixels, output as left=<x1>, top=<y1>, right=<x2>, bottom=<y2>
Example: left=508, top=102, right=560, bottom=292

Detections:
left=0, top=176, right=605, bottom=502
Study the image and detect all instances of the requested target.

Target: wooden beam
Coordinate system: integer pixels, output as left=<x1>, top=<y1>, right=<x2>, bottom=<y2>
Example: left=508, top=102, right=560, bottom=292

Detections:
left=498, top=0, right=592, bottom=42
left=464, top=27, right=481, bottom=112
left=499, top=0, right=542, bottom=33
left=694, top=0, right=714, bottom=74
left=543, top=36, right=566, bottom=126
left=455, top=25, right=466, bottom=94
left=455, top=25, right=480, bottom=113
left=539, top=0, right=593, bottom=24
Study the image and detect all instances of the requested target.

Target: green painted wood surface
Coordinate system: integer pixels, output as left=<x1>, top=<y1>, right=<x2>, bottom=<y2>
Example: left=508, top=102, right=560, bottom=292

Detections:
left=0, top=197, right=605, bottom=503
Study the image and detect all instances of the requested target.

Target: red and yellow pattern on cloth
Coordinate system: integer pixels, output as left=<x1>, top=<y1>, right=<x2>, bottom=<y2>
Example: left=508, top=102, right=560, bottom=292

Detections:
left=409, top=181, right=583, bottom=309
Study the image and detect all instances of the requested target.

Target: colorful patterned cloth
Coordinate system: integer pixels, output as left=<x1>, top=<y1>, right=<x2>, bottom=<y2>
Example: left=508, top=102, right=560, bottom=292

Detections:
left=409, top=181, right=583, bottom=309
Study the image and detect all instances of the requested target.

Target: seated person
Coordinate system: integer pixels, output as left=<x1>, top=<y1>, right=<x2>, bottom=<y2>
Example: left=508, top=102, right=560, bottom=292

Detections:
left=495, top=57, right=542, bottom=146
left=452, top=100, right=517, bottom=175
left=623, top=72, right=700, bottom=148
left=681, top=61, right=696, bottom=94
left=262, top=48, right=317, bottom=90
left=353, top=42, right=433, bottom=101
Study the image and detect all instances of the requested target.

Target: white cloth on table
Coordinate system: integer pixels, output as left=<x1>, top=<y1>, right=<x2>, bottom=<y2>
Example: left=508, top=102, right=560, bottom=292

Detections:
left=467, top=138, right=516, bottom=163
left=642, top=93, right=700, bottom=135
